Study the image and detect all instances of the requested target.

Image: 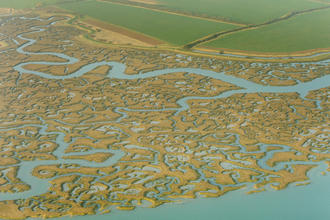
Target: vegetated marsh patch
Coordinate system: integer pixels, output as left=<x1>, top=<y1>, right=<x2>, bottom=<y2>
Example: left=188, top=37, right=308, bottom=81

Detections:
left=58, top=0, right=238, bottom=46
left=0, top=7, right=10, bottom=15
left=62, top=153, right=114, bottom=163
left=107, top=0, right=328, bottom=24
left=201, top=8, right=330, bottom=53
left=0, top=40, right=8, bottom=48
left=3, top=13, right=330, bottom=220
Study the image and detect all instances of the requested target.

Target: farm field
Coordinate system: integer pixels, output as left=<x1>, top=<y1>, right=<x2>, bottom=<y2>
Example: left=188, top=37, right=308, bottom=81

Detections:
left=201, top=8, right=330, bottom=53
left=0, top=0, right=75, bottom=10
left=58, top=0, right=238, bottom=46
left=123, top=0, right=327, bottom=24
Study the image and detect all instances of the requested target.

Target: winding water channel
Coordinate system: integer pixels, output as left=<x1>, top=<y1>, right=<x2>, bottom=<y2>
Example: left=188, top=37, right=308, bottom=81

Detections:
left=1, top=16, right=330, bottom=217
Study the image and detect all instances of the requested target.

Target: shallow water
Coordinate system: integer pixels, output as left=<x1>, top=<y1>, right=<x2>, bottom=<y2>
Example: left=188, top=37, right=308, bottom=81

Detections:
left=23, top=163, right=330, bottom=220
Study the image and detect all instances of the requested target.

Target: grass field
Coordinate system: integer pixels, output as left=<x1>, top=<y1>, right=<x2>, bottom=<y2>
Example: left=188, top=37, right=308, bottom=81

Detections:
left=0, top=0, right=56, bottom=9
left=201, top=8, right=330, bottom=53
left=58, top=0, right=238, bottom=46
left=0, top=0, right=80, bottom=10
left=151, top=0, right=327, bottom=24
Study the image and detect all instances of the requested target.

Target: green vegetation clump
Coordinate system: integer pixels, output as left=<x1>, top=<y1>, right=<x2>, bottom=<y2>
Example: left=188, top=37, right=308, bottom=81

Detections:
left=202, top=8, right=330, bottom=53
left=58, top=0, right=238, bottom=46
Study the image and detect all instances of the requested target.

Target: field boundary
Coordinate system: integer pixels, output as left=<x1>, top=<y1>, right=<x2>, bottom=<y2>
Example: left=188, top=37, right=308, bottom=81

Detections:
left=311, top=0, right=330, bottom=4
left=83, top=19, right=164, bottom=45
left=197, top=45, right=330, bottom=57
left=32, top=7, right=330, bottom=63
left=182, top=5, right=330, bottom=50
left=97, top=0, right=245, bottom=26
left=35, top=6, right=74, bottom=14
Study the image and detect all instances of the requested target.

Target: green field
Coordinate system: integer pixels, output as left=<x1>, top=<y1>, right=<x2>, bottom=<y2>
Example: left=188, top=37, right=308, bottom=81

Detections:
left=58, top=1, right=238, bottom=46
left=153, top=0, right=327, bottom=24
left=202, top=8, right=330, bottom=53
left=0, top=0, right=80, bottom=10
left=0, top=0, right=57, bottom=9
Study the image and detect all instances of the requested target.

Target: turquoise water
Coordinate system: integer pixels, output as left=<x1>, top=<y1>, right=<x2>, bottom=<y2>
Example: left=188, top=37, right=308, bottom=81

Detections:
left=25, top=164, right=330, bottom=220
